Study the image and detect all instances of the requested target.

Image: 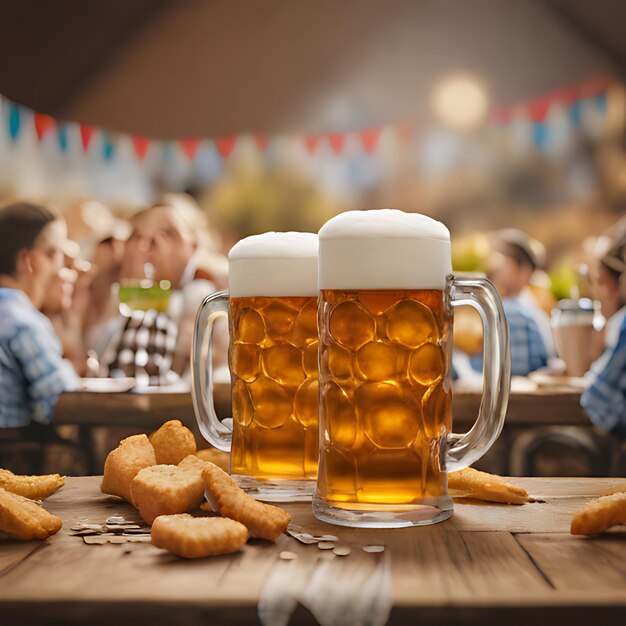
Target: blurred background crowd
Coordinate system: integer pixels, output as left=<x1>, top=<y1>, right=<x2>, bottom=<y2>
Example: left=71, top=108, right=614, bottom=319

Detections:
left=0, top=0, right=625, bottom=475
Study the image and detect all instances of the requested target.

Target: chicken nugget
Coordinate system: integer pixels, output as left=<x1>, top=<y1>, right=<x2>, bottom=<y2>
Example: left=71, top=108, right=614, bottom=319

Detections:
left=178, top=454, right=209, bottom=475
left=151, top=513, right=248, bottom=558
left=571, top=492, right=626, bottom=535
left=0, top=487, right=62, bottom=540
left=101, top=434, right=156, bottom=503
left=131, top=464, right=206, bottom=525
left=195, top=447, right=230, bottom=472
left=0, top=469, right=64, bottom=500
left=448, top=467, right=529, bottom=505
left=149, top=420, right=197, bottom=465
left=202, top=463, right=290, bottom=540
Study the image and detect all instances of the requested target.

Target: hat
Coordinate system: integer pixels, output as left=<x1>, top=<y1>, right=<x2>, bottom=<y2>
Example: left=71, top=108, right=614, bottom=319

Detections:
left=491, top=229, right=546, bottom=270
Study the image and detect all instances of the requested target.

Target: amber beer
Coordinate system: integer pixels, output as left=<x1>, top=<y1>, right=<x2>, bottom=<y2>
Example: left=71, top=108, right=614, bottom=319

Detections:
left=314, top=209, right=510, bottom=527
left=318, top=288, right=452, bottom=504
left=191, top=231, right=320, bottom=499
left=229, top=294, right=319, bottom=479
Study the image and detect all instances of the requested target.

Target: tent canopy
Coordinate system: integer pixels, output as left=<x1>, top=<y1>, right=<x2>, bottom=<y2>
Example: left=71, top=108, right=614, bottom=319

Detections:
left=0, top=0, right=623, bottom=139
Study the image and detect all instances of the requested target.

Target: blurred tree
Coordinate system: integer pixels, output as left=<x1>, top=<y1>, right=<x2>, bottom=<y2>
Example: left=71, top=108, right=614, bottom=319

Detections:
left=202, top=166, right=335, bottom=240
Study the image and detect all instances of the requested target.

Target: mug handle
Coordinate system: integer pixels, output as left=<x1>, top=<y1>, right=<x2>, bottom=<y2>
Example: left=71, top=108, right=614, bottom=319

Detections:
left=191, top=290, right=232, bottom=452
left=446, top=275, right=510, bottom=471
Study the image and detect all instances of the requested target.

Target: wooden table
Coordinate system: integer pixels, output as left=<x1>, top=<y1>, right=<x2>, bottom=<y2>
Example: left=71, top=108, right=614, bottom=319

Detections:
left=54, top=384, right=587, bottom=429
left=1, top=477, right=625, bottom=625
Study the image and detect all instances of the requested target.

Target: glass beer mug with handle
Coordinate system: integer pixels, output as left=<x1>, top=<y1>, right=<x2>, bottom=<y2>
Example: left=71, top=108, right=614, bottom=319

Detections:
left=314, top=210, right=510, bottom=527
left=192, top=232, right=319, bottom=501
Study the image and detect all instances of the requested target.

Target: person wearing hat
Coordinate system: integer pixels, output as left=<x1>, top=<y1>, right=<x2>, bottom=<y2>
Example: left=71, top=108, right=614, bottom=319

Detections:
left=474, top=229, right=549, bottom=376
left=0, top=201, right=79, bottom=428
left=581, top=224, right=626, bottom=437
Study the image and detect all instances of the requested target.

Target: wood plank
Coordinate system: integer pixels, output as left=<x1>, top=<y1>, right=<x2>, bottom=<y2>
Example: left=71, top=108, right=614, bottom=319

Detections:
left=516, top=533, right=626, bottom=592
left=1, top=476, right=626, bottom=626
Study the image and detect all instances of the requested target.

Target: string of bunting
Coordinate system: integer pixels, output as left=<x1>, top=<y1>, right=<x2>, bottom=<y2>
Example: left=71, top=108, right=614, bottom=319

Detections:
left=0, top=74, right=618, bottom=165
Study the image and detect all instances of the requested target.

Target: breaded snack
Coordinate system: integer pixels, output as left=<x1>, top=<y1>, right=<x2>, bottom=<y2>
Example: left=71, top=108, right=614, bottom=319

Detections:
left=149, top=420, right=197, bottom=465
left=196, top=447, right=230, bottom=472
left=101, top=434, right=156, bottom=503
left=130, top=464, right=206, bottom=525
left=0, top=487, right=62, bottom=540
left=448, top=468, right=529, bottom=505
left=178, top=454, right=209, bottom=475
left=571, top=492, right=626, bottom=535
left=151, top=513, right=248, bottom=558
left=202, top=463, right=290, bottom=540
left=0, top=469, right=64, bottom=500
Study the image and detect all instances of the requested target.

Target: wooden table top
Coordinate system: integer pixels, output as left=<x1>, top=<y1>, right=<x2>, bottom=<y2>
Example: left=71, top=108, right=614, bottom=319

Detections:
left=1, top=476, right=625, bottom=625
left=54, top=382, right=588, bottom=429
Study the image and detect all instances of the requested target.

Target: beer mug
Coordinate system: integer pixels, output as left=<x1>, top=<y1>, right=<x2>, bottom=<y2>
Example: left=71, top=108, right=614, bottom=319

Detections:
left=192, top=232, right=319, bottom=500
left=314, top=210, right=510, bottom=527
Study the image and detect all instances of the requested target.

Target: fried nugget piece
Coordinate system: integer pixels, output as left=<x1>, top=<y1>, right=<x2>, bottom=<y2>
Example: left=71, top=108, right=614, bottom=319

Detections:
left=195, top=447, right=230, bottom=472
left=448, top=468, right=529, bottom=505
left=571, top=492, right=626, bottom=535
left=101, top=434, right=156, bottom=504
left=0, top=469, right=64, bottom=500
left=151, top=513, right=248, bottom=558
left=0, top=487, right=62, bottom=540
left=130, top=464, right=206, bottom=525
left=149, top=420, right=197, bottom=465
left=202, top=463, right=290, bottom=540
left=178, top=454, right=209, bottom=475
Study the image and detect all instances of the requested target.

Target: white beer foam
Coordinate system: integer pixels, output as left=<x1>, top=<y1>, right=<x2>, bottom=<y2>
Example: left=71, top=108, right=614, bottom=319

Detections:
left=229, top=232, right=318, bottom=297
left=319, top=209, right=452, bottom=290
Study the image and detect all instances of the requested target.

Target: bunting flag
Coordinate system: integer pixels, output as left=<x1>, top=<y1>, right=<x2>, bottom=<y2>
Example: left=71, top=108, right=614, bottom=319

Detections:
left=34, top=113, right=55, bottom=140
left=132, top=136, right=150, bottom=160
left=80, top=125, right=94, bottom=151
left=0, top=73, right=620, bottom=178
left=216, top=135, right=237, bottom=159
left=180, top=138, right=201, bottom=160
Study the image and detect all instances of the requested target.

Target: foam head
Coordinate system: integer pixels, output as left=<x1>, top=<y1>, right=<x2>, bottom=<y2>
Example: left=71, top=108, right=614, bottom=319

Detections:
left=318, top=209, right=452, bottom=290
left=228, top=232, right=318, bottom=297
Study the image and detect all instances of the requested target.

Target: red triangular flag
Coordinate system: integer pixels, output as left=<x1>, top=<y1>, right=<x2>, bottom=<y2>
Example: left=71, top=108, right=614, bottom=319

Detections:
left=253, top=134, right=268, bottom=152
left=133, top=136, right=150, bottom=160
left=33, top=113, right=56, bottom=140
left=180, top=138, right=200, bottom=160
left=216, top=135, right=237, bottom=158
left=528, top=98, right=550, bottom=122
left=359, top=128, right=380, bottom=153
left=328, top=133, right=345, bottom=154
left=304, top=136, right=320, bottom=153
left=80, top=125, right=94, bottom=151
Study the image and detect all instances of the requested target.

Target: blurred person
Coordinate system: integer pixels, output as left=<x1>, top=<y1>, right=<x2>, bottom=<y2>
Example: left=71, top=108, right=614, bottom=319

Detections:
left=581, top=226, right=626, bottom=437
left=40, top=258, right=87, bottom=375
left=460, top=229, right=549, bottom=378
left=489, top=229, right=555, bottom=358
left=0, top=202, right=79, bottom=428
left=129, top=203, right=228, bottom=374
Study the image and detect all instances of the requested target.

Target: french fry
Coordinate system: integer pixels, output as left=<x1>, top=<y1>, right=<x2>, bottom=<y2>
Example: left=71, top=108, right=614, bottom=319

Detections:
left=202, top=463, right=290, bottom=540
left=448, top=468, right=529, bottom=504
left=571, top=492, right=626, bottom=535
left=0, top=468, right=64, bottom=500
left=0, top=487, right=62, bottom=541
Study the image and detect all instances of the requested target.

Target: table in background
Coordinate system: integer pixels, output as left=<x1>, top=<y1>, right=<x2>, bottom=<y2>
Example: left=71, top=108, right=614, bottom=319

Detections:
left=0, top=476, right=625, bottom=625
left=53, top=383, right=589, bottom=474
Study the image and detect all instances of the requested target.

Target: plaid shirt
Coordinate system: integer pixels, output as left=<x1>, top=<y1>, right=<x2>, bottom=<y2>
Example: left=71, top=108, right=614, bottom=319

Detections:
left=470, top=296, right=548, bottom=376
left=581, top=310, right=626, bottom=438
left=0, top=288, right=79, bottom=428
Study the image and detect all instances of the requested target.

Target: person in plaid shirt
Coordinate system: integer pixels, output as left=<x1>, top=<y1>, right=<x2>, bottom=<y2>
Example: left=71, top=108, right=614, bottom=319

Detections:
left=0, top=202, right=79, bottom=428
left=581, top=226, right=626, bottom=437
left=461, top=229, right=548, bottom=378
